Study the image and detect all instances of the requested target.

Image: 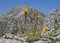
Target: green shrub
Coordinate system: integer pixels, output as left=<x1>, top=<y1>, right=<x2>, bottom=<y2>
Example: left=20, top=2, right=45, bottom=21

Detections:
left=26, top=29, right=41, bottom=42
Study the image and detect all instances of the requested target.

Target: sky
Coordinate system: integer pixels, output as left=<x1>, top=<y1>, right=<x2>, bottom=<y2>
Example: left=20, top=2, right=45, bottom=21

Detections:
left=0, top=0, right=60, bottom=15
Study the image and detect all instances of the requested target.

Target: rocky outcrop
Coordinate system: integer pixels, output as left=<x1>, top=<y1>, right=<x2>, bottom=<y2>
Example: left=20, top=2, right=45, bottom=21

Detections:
left=0, top=38, right=52, bottom=43
left=0, top=5, right=60, bottom=43
left=44, top=9, right=60, bottom=30
left=0, top=6, right=45, bottom=37
left=0, top=39, right=28, bottom=43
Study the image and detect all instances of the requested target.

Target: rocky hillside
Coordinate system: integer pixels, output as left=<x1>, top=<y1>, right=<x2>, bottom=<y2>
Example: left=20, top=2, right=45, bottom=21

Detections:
left=0, top=5, right=60, bottom=43
left=45, top=9, right=60, bottom=30
left=0, top=6, right=45, bottom=37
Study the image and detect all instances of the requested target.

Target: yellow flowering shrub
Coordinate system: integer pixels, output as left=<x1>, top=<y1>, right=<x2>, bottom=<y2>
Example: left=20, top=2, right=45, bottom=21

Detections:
left=35, top=11, right=40, bottom=20
left=43, top=27, right=48, bottom=32
left=24, top=7, right=28, bottom=16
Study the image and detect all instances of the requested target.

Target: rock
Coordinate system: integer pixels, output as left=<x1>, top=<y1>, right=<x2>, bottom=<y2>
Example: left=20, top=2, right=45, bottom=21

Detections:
left=0, top=38, right=52, bottom=43
left=3, top=33, right=14, bottom=39
left=44, top=9, right=60, bottom=30
left=3, top=33, right=27, bottom=42
left=56, top=41, right=60, bottom=43
left=0, top=39, right=28, bottom=43
left=40, top=38, right=51, bottom=41
left=33, top=40, right=51, bottom=43
left=56, top=35, right=60, bottom=41
left=33, top=38, right=51, bottom=43
left=49, top=35, right=60, bottom=41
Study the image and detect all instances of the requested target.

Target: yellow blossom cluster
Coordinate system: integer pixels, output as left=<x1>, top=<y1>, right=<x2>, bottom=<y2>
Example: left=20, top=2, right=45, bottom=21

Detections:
left=24, top=7, right=28, bottom=16
left=43, top=27, right=48, bottom=32
left=36, top=11, right=40, bottom=20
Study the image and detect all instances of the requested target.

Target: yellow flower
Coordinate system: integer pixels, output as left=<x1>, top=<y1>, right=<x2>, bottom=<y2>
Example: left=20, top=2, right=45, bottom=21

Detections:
left=24, top=7, right=28, bottom=16
left=36, top=11, right=40, bottom=20
left=43, top=27, right=48, bottom=32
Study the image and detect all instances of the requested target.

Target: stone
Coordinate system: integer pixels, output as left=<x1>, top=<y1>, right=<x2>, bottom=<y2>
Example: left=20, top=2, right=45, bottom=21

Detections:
left=0, top=39, right=28, bottom=43
left=56, top=35, right=60, bottom=41
left=33, top=40, right=51, bottom=43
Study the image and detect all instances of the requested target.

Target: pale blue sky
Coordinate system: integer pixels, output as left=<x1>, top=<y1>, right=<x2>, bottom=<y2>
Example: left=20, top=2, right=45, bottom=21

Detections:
left=0, top=0, right=60, bottom=15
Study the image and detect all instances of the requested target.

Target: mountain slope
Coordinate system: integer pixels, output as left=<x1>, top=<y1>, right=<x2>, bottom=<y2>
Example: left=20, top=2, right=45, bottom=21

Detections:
left=45, top=9, right=60, bottom=30
left=0, top=6, right=45, bottom=36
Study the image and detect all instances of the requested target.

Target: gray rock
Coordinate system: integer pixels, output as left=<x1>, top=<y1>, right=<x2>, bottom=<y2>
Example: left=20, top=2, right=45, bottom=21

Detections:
left=0, top=39, right=52, bottom=43
left=56, top=35, right=60, bottom=41
left=0, top=39, right=28, bottom=43
left=33, top=40, right=51, bottom=43
left=44, top=8, right=60, bottom=30
left=56, top=41, right=60, bottom=43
